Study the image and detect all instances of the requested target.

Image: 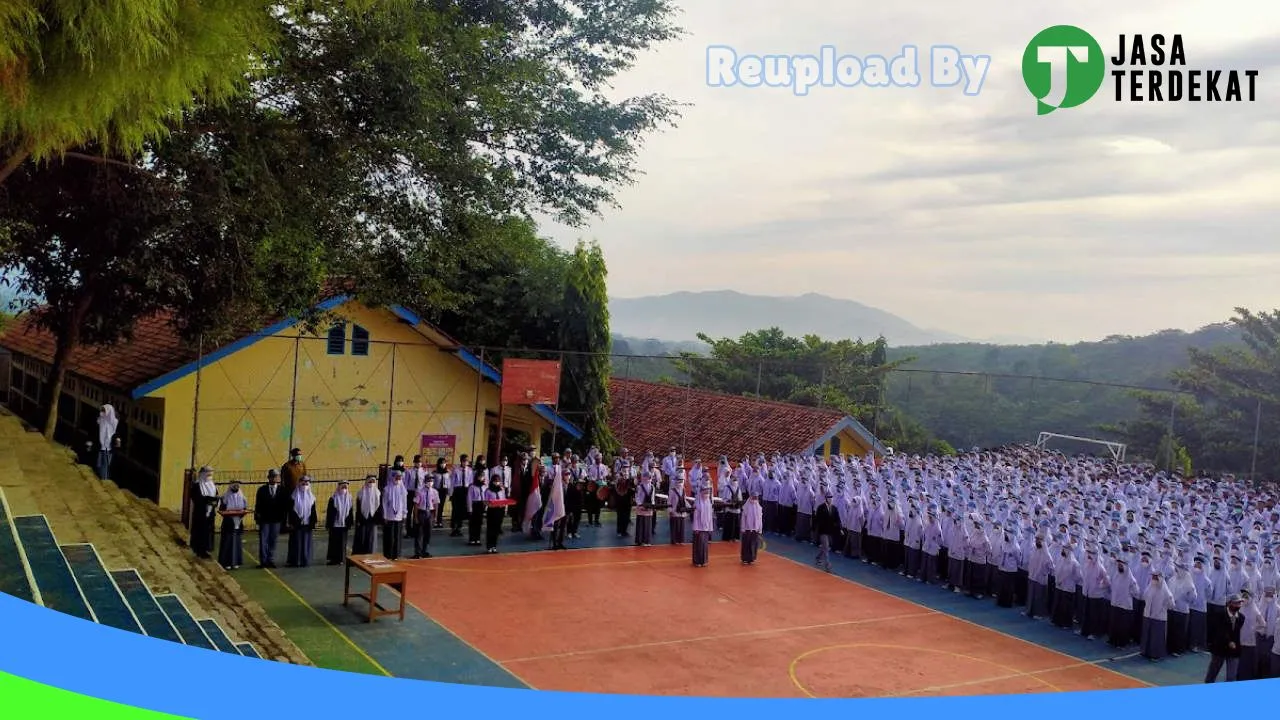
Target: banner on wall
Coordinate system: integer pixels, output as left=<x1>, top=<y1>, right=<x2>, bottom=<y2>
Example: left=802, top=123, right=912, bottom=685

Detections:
left=420, top=434, right=457, bottom=463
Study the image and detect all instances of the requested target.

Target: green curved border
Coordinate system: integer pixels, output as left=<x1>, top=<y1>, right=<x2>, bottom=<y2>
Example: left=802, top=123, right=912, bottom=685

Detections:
left=0, top=670, right=190, bottom=718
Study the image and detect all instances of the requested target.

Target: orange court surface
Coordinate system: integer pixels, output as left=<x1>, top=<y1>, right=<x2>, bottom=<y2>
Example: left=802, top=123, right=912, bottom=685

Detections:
left=400, top=544, right=1149, bottom=698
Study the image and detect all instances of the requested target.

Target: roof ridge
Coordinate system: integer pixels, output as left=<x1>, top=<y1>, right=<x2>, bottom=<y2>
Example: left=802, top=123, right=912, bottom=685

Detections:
left=609, top=376, right=845, bottom=417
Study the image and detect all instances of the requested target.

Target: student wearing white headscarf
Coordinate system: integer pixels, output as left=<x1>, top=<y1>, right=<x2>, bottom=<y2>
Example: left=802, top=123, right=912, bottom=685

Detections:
left=325, top=481, right=355, bottom=566
left=96, top=404, right=119, bottom=480
left=286, top=476, right=318, bottom=567
left=1026, top=535, right=1052, bottom=620
left=692, top=485, right=714, bottom=568
left=741, top=491, right=763, bottom=565
left=189, top=466, right=219, bottom=559
left=1108, top=557, right=1140, bottom=648
left=1167, top=563, right=1199, bottom=656
left=216, top=482, right=249, bottom=570
left=1139, top=570, right=1175, bottom=661
left=352, top=475, right=381, bottom=555
left=1237, top=590, right=1261, bottom=680
left=382, top=470, right=409, bottom=560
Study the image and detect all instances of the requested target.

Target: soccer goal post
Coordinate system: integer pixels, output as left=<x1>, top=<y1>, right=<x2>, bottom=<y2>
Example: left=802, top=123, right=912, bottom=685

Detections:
left=1035, top=432, right=1127, bottom=462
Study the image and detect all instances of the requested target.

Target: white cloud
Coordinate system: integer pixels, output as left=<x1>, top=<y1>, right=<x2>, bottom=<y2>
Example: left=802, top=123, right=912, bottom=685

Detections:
left=545, top=0, right=1280, bottom=342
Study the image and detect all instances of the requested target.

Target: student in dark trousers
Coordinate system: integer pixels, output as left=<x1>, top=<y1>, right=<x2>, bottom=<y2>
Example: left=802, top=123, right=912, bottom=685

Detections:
left=254, top=469, right=287, bottom=568
left=432, top=458, right=449, bottom=528
left=814, top=492, right=840, bottom=573
left=465, top=458, right=487, bottom=546
left=412, top=480, right=438, bottom=559
left=1205, top=595, right=1245, bottom=682
left=566, top=478, right=584, bottom=539
left=450, top=455, right=473, bottom=536
left=484, top=477, right=506, bottom=553
left=324, top=481, right=355, bottom=565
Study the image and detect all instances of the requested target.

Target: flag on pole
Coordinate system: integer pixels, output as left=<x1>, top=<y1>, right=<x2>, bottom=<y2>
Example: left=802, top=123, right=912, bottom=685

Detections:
left=542, top=464, right=566, bottom=531
left=523, top=461, right=543, bottom=527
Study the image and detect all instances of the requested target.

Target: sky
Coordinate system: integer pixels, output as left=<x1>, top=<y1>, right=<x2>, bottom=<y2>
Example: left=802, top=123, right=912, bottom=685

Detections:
left=541, top=1, right=1280, bottom=344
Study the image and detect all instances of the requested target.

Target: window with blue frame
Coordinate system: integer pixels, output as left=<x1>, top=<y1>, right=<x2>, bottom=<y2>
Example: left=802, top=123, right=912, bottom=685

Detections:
left=352, top=325, right=370, bottom=356
left=326, top=323, right=346, bottom=355
left=829, top=436, right=841, bottom=456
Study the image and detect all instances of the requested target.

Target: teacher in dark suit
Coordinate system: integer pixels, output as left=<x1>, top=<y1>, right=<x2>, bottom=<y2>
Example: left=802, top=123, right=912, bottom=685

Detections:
left=254, top=469, right=288, bottom=568
left=1205, top=594, right=1245, bottom=682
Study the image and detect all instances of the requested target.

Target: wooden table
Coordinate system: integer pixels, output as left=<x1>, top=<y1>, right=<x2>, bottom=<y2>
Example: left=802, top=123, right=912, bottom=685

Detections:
left=343, top=554, right=407, bottom=623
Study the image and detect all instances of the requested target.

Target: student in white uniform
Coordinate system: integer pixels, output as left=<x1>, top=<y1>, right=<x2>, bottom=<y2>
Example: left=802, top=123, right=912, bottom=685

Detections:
left=668, top=473, right=689, bottom=545
left=1139, top=570, right=1175, bottom=661
left=692, top=485, right=714, bottom=568
left=412, top=479, right=438, bottom=559
left=741, top=491, right=764, bottom=565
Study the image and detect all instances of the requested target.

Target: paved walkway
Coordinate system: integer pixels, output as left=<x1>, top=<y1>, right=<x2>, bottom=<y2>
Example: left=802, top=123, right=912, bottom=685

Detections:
left=0, top=408, right=309, bottom=665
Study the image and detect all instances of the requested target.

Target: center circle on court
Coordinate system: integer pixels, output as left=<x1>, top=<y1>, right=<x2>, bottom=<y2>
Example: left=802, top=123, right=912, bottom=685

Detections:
left=788, top=643, right=1061, bottom=698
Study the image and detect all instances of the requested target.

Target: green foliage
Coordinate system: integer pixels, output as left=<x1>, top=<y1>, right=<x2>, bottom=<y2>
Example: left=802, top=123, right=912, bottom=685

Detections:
left=147, top=0, right=683, bottom=332
left=428, top=217, right=571, bottom=352
left=669, top=328, right=944, bottom=454
left=884, top=325, right=1242, bottom=452
left=560, top=241, right=617, bottom=454
left=0, top=0, right=276, bottom=179
left=0, top=155, right=195, bottom=435
left=1116, top=308, right=1279, bottom=477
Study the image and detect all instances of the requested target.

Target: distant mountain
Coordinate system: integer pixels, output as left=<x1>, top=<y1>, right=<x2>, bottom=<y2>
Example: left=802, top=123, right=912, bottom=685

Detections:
left=609, top=291, right=965, bottom=347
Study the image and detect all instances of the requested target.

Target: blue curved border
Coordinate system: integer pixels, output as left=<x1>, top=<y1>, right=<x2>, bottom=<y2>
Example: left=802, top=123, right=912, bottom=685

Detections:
left=0, top=592, right=1275, bottom=718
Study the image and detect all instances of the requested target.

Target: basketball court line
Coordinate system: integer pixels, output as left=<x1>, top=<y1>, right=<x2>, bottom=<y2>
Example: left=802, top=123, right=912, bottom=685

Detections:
left=339, top=567, right=536, bottom=690
left=501, top=610, right=938, bottom=664
left=765, top=548, right=1154, bottom=689
left=787, top=643, right=1065, bottom=697
left=243, top=549, right=392, bottom=677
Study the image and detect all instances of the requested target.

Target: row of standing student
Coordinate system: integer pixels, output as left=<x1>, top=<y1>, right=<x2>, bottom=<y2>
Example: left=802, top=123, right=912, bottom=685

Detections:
left=205, top=466, right=523, bottom=570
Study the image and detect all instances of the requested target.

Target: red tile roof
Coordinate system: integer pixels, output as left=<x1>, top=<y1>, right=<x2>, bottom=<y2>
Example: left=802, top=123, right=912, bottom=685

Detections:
left=0, top=283, right=360, bottom=392
left=0, top=311, right=198, bottom=392
left=607, top=377, right=853, bottom=461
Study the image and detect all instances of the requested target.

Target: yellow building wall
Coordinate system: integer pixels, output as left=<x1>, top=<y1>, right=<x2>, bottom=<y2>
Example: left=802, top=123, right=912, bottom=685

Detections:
left=150, top=302, right=552, bottom=511
left=817, top=427, right=876, bottom=459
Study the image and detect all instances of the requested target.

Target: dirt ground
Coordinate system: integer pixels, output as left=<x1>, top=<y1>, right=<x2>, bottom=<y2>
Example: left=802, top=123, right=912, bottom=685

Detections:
left=0, top=407, right=310, bottom=665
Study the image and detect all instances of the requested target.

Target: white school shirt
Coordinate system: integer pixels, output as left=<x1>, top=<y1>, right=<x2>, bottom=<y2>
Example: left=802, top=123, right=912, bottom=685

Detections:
left=741, top=501, right=763, bottom=533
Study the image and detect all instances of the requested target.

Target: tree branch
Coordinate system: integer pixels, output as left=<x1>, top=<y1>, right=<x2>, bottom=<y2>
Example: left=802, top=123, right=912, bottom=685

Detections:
left=0, top=145, right=32, bottom=185
left=63, top=152, right=147, bottom=173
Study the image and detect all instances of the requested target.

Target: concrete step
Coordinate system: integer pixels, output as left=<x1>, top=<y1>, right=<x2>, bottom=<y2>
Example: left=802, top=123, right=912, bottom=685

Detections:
left=109, top=569, right=184, bottom=644
left=12, top=515, right=94, bottom=622
left=0, top=488, right=38, bottom=604
left=60, top=543, right=143, bottom=636
left=197, top=618, right=244, bottom=656
left=154, top=594, right=216, bottom=651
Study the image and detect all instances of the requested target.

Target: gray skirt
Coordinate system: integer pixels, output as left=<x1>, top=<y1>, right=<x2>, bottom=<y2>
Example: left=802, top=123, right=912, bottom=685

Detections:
left=741, top=531, right=761, bottom=563
left=693, top=531, right=711, bottom=566
left=1139, top=617, right=1167, bottom=659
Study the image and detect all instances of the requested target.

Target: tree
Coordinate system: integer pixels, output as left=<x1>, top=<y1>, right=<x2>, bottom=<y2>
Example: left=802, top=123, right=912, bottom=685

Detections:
left=0, top=156, right=189, bottom=438
left=2, top=0, right=683, bottom=442
left=1117, top=308, right=1280, bottom=478
left=427, top=216, right=571, bottom=355
left=671, top=328, right=946, bottom=453
left=0, top=0, right=276, bottom=183
left=559, top=241, right=617, bottom=454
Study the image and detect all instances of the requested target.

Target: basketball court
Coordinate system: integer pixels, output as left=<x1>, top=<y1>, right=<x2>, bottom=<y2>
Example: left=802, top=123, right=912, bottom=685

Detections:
left=398, top=544, right=1148, bottom=698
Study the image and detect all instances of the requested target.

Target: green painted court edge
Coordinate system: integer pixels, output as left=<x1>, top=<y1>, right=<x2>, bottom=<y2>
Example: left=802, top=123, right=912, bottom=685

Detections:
left=231, top=549, right=387, bottom=677
left=0, top=670, right=190, bottom=719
